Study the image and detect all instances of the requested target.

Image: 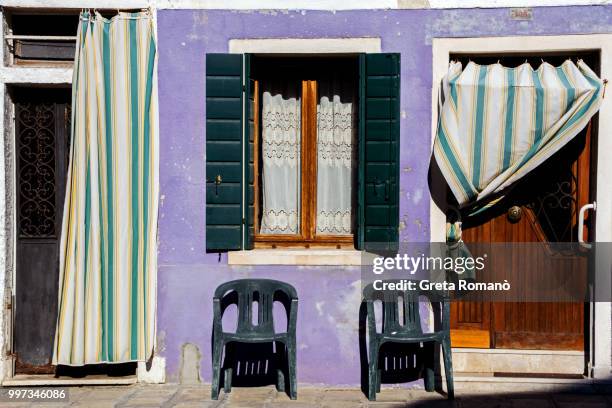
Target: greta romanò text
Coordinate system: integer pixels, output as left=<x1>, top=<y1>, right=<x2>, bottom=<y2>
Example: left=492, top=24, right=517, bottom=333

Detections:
left=372, top=279, right=511, bottom=292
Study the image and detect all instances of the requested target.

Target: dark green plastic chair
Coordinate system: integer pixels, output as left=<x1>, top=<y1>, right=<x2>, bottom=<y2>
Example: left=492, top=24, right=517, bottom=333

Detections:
left=363, top=281, right=454, bottom=400
left=211, top=279, right=298, bottom=400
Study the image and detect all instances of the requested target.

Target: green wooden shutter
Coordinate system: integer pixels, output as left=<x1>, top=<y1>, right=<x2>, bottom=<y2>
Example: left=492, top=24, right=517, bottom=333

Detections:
left=206, top=54, right=244, bottom=251
left=357, top=53, right=400, bottom=251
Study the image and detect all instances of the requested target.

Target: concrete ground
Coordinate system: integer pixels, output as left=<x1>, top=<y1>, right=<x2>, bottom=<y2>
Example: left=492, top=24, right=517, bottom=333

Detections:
left=2, top=383, right=612, bottom=408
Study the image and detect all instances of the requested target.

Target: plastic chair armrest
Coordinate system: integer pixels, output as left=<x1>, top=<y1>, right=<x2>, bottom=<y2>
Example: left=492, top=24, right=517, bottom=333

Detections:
left=288, top=298, right=298, bottom=337
left=213, top=298, right=223, bottom=332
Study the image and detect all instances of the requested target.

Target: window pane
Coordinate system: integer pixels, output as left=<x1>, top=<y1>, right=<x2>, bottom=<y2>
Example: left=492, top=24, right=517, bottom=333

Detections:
left=316, top=78, right=355, bottom=235
left=260, top=82, right=301, bottom=235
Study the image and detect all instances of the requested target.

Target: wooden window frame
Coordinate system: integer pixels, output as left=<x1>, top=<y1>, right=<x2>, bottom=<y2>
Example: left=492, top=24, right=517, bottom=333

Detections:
left=253, top=79, right=355, bottom=249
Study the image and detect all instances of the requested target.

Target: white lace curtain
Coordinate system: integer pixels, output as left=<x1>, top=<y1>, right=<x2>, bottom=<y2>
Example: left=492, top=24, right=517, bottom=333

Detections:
left=259, top=79, right=354, bottom=236
left=316, top=93, right=354, bottom=235
left=260, top=91, right=301, bottom=234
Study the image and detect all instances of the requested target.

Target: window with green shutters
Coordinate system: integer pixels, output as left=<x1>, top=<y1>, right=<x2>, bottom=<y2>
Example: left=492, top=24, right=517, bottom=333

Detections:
left=205, top=53, right=400, bottom=253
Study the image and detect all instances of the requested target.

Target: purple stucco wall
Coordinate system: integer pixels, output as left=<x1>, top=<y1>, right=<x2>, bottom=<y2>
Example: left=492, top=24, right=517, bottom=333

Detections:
left=156, top=6, right=612, bottom=384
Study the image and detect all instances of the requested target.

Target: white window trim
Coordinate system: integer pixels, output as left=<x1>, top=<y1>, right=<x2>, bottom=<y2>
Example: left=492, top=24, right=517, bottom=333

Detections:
left=229, top=38, right=381, bottom=54
left=228, top=249, right=363, bottom=266
left=430, top=33, right=612, bottom=379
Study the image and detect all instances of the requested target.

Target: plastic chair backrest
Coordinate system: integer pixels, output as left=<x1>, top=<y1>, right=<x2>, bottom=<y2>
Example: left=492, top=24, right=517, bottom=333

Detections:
left=363, top=281, right=427, bottom=336
left=214, top=279, right=297, bottom=335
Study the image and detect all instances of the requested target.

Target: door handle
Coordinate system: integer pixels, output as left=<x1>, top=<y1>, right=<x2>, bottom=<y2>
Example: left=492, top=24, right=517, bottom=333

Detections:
left=578, top=201, right=596, bottom=248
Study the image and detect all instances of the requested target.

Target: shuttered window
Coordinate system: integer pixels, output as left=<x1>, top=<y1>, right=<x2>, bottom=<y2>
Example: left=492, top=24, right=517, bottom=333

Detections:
left=205, top=53, right=400, bottom=253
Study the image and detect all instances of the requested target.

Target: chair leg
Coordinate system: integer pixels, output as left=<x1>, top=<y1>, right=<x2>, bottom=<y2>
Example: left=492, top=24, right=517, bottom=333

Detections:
left=376, top=369, right=382, bottom=393
left=287, top=340, right=297, bottom=400
left=441, top=337, right=454, bottom=399
left=211, top=339, right=223, bottom=400
left=275, top=341, right=285, bottom=392
left=423, top=342, right=435, bottom=392
left=224, top=367, right=233, bottom=394
left=276, top=367, right=285, bottom=392
left=368, top=343, right=379, bottom=401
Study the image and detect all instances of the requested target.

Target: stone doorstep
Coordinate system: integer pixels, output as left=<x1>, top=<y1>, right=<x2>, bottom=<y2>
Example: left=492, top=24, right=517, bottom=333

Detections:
left=1, top=374, right=138, bottom=387
left=451, top=349, right=584, bottom=376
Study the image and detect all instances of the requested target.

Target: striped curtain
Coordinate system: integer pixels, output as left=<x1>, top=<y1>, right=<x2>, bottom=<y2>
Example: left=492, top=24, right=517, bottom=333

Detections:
left=434, top=59, right=603, bottom=211
left=53, top=11, right=158, bottom=365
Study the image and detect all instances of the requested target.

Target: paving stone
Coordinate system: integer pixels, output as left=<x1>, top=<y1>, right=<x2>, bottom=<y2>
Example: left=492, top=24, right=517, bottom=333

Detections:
left=171, top=403, right=218, bottom=408
left=71, top=402, right=117, bottom=408
left=88, top=387, right=136, bottom=400
left=173, top=386, right=210, bottom=402
left=454, top=398, right=511, bottom=408
left=322, top=389, right=365, bottom=402
left=553, top=394, right=608, bottom=403
left=374, top=388, right=412, bottom=402
left=408, top=390, right=451, bottom=400
left=65, top=387, right=92, bottom=400
left=119, top=394, right=176, bottom=408
left=366, top=402, right=408, bottom=408
left=218, top=404, right=267, bottom=408
left=131, top=385, right=177, bottom=397
left=406, top=398, right=458, bottom=408
left=510, top=398, right=553, bottom=408
left=223, top=388, right=275, bottom=405
left=320, top=402, right=365, bottom=408
left=274, top=388, right=323, bottom=404
left=265, top=400, right=319, bottom=408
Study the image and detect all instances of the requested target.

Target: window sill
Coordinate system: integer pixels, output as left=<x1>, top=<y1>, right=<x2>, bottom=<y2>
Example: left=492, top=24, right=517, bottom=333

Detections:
left=227, top=249, right=363, bottom=266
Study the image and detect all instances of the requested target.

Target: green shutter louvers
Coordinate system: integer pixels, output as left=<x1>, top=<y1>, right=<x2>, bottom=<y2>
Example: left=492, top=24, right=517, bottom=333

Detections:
left=206, top=54, right=244, bottom=251
left=358, top=53, right=401, bottom=251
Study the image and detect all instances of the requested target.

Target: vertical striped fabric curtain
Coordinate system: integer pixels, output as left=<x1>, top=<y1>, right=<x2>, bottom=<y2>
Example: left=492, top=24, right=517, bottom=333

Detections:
left=53, top=11, right=158, bottom=365
left=434, top=59, right=603, bottom=212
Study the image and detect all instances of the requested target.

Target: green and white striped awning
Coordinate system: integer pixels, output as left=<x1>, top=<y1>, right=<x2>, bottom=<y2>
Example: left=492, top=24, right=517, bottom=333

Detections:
left=434, top=59, right=603, bottom=210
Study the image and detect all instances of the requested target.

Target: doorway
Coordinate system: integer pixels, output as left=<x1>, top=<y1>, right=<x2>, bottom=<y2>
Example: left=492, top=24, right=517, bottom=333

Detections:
left=448, top=51, right=599, bottom=352
left=13, top=87, right=70, bottom=373
left=11, top=87, right=137, bottom=378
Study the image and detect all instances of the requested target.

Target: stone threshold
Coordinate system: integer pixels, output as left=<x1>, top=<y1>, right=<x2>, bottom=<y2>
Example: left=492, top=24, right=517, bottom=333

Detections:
left=2, top=374, right=137, bottom=386
left=451, top=375, right=612, bottom=393
left=451, top=348, right=585, bottom=375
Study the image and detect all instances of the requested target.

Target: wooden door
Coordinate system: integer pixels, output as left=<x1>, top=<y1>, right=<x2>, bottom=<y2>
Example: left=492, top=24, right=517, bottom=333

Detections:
left=13, top=88, right=71, bottom=373
left=451, top=123, right=593, bottom=351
